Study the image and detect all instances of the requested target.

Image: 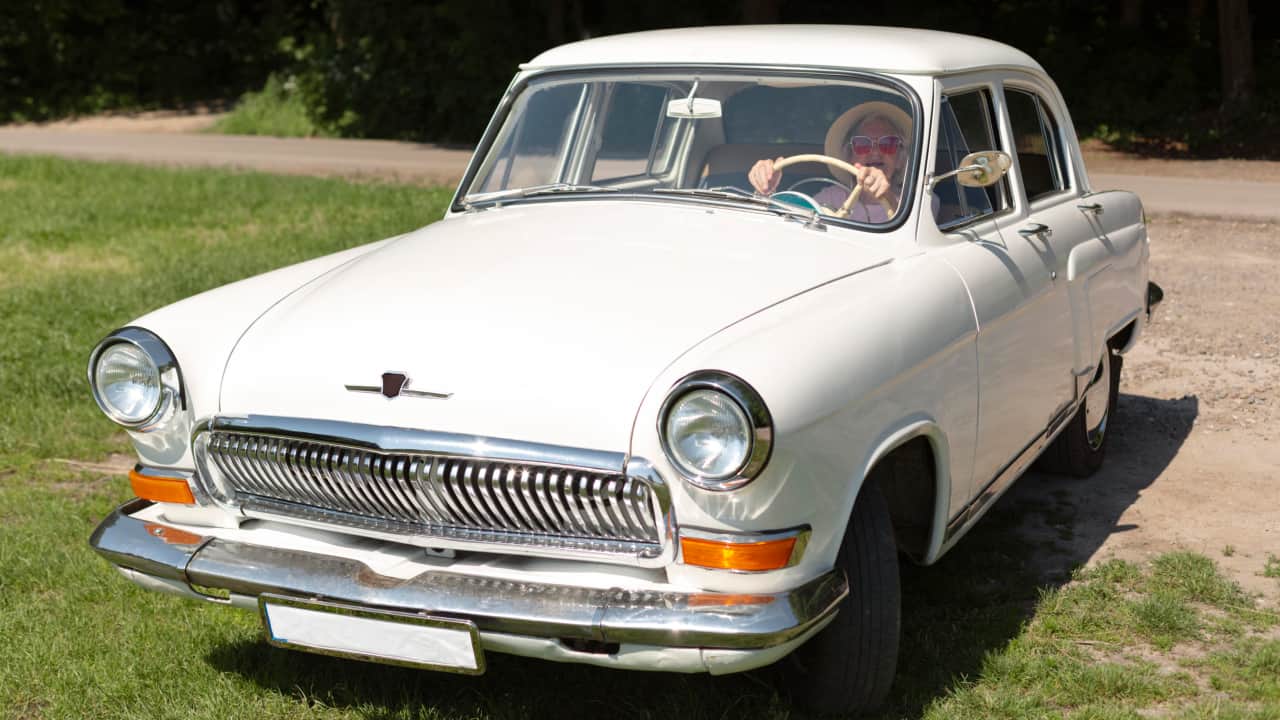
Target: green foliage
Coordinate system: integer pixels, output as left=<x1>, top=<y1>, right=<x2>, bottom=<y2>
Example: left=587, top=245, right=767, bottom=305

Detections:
left=3, top=2, right=1279, bottom=155
left=0, top=1, right=308, bottom=122
left=212, top=74, right=331, bottom=138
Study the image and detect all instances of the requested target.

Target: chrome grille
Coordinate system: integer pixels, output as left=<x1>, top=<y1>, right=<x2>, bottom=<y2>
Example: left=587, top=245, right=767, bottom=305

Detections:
left=199, top=430, right=664, bottom=557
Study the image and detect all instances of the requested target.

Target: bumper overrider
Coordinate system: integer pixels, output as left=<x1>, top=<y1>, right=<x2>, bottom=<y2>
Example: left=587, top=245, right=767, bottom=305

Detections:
left=90, top=499, right=847, bottom=674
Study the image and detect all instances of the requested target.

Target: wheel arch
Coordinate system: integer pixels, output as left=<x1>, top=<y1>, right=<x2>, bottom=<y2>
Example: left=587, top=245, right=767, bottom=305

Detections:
left=851, top=418, right=952, bottom=565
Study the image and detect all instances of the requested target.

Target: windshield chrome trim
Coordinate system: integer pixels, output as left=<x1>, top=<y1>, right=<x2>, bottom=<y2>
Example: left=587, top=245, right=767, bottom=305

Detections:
left=450, top=64, right=924, bottom=234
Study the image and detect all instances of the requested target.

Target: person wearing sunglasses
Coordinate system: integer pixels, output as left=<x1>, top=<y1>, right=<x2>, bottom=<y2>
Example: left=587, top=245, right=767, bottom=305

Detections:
left=747, top=101, right=911, bottom=222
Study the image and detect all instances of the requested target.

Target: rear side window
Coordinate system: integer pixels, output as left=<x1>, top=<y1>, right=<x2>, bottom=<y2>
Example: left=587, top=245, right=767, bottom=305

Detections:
left=1005, top=88, right=1069, bottom=202
left=933, top=89, right=1008, bottom=229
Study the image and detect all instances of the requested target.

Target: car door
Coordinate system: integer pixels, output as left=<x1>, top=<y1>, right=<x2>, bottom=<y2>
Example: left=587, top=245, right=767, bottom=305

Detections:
left=927, top=75, right=1075, bottom=500
left=997, top=82, right=1110, bottom=403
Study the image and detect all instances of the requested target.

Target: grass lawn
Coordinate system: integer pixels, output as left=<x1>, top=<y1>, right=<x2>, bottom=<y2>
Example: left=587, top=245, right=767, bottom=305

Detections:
left=1, top=155, right=1277, bottom=719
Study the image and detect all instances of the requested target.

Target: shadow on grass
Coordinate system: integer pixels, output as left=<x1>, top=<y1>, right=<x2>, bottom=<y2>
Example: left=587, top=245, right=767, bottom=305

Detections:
left=205, top=392, right=1197, bottom=720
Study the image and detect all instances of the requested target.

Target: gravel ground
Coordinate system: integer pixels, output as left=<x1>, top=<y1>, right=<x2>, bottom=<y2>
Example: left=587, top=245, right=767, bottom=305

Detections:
left=1007, top=213, right=1280, bottom=602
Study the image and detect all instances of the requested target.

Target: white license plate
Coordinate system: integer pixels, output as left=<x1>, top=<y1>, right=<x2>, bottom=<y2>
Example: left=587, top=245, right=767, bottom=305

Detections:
left=259, top=594, right=485, bottom=674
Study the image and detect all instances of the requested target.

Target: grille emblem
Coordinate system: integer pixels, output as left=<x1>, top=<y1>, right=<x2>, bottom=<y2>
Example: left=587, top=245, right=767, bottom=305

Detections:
left=345, top=372, right=452, bottom=400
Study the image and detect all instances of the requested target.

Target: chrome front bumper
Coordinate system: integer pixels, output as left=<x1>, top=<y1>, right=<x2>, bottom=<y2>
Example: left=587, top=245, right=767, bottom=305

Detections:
left=90, top=500, right=846, bottom=668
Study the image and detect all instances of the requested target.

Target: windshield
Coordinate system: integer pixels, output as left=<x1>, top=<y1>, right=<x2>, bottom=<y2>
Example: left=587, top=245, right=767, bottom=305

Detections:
left=461, top=70, right=919, bottom=226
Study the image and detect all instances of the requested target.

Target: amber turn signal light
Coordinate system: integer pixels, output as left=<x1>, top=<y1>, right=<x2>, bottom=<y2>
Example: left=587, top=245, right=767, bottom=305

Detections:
left=680, top=535, right=797, bottom=572
left=129, top=469, right=195, bottom=505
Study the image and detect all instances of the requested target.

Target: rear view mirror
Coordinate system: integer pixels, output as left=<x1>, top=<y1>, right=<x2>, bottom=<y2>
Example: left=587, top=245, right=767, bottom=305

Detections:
left=666, top=97, right=721, bottom=120
left=929, top=150, right=1012, bottom=190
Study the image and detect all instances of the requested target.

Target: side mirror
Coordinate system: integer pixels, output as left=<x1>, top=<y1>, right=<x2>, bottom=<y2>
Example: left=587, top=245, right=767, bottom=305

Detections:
left=929, top=150, right=1012, bottom=190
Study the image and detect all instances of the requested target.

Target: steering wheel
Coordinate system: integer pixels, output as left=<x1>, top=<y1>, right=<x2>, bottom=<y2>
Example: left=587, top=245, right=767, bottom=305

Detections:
left=772, top=154, right=896, bottom=219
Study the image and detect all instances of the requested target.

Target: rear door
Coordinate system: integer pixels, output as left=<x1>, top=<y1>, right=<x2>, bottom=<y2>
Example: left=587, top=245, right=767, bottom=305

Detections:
left=999, top=81, right=1114, bottom=389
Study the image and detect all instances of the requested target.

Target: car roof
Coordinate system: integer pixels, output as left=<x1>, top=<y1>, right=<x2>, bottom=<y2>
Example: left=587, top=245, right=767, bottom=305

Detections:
left=524, top=25, right=1045, bottom=76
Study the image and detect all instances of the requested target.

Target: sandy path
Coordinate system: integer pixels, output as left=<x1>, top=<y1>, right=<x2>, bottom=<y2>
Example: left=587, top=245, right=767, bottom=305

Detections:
left=1009, top=214, right=1280, bottom=601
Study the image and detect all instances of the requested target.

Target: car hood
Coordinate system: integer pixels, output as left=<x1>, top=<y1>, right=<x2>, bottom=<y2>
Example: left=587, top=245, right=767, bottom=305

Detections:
left=219, top=200, right=893, bottom=452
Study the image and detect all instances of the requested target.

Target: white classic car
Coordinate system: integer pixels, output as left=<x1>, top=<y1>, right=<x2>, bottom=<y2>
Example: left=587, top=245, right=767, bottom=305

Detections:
left=88, top=26, right=1162, bottom=714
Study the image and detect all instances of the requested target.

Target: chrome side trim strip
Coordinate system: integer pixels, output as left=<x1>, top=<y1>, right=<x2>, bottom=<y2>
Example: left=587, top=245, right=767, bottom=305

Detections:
left=90, top=502, right=847, bottom=651
left=942, top=424, right=1053, bottom=545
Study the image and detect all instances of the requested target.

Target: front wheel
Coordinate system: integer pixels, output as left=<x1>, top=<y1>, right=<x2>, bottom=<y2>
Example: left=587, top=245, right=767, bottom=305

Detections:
left=782, top=482, right=900, bottom=715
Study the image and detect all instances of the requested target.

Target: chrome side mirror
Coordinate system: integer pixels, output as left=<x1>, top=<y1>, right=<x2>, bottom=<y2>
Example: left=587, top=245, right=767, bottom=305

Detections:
left=928, top=150, right=1012, bottom=190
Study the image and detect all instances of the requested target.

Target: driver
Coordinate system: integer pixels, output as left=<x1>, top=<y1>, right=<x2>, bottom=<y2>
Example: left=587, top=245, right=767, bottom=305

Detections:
left=747, top=101, right=910, bottom=221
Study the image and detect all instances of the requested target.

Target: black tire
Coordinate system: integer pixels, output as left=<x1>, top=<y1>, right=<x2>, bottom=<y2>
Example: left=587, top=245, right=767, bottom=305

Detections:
left=783, top=482, right=900, bottom=716
left=1038, top=348, right=1123, bottom=477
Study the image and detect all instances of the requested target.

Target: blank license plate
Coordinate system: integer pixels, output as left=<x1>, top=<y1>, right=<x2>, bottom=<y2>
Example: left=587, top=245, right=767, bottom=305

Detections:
left=259, top=594, right=485, bottom=674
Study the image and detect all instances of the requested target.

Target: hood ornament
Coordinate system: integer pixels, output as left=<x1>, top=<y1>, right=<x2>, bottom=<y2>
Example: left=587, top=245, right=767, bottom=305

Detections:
left=345, top=372, right=452, bottom=400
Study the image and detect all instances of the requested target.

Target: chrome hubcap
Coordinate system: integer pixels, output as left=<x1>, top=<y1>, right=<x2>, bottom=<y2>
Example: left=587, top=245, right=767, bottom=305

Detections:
left=1084, top=353, right=1111, bottom=451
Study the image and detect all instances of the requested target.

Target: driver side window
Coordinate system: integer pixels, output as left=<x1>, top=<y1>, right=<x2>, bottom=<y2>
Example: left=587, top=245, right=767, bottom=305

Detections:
left=934, top=89, right=1009, bottom=229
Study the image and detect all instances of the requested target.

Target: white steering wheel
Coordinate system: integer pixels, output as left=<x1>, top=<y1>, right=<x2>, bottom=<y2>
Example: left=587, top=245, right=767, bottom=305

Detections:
left=773, top=154, right=896, bottom=219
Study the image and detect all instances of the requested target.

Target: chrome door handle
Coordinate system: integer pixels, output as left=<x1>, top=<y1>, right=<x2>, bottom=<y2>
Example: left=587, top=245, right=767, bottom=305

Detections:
left=1018, top=223, right=1052, bottom=238
left=1077, top=202, right=1104, bottom=214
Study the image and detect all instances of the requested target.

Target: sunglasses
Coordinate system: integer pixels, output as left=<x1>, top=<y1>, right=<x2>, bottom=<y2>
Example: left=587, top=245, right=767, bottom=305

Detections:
left=846, top=135, right=904, bottom=157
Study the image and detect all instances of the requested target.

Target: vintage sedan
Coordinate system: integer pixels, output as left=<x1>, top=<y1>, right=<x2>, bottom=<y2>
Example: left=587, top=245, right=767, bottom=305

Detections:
left=88, top=26, right=1161, bottom=714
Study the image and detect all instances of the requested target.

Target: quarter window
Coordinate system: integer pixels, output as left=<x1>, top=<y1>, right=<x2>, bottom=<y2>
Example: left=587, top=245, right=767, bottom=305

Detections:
left=475, top=83, right=584, bottom=193
left=933, top=89, right=1008, bottom=228
left=1005, top=88, right=1068, bottom=202
left=591, top=84, right=675, bottom=182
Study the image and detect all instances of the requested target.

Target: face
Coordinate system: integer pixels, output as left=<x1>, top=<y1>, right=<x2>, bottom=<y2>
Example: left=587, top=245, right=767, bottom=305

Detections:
left=845, top=116, right=906, bottom=177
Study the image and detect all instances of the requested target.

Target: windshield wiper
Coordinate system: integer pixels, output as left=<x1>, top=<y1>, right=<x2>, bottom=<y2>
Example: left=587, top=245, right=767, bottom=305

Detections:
left=652, top=187, right=827, bottom=226
left=463, top=182, right=618, bottom=207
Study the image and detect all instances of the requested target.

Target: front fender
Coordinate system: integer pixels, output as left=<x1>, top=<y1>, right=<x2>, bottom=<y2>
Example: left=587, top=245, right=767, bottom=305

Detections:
left=630, top=254, right=979, bottom=593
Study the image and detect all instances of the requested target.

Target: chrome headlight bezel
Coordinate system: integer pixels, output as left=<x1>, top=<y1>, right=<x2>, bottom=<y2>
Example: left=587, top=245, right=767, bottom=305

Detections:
left=87, top=327, right=186, bottom=431
left=658, top=371, right=773, bottom=491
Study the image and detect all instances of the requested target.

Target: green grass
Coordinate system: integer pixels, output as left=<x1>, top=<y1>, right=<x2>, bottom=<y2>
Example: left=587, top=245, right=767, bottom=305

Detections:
left=0, top=154, right=446, bottom=465
left=2, top=154, right=1279, bottom=719
left=210, top=74, right=331, bottom=138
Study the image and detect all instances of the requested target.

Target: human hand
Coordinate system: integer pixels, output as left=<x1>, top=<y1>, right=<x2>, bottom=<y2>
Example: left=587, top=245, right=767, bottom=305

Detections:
left=852, top=164, right=891, bottom=199
left=748, top=157, right=785, bottom=194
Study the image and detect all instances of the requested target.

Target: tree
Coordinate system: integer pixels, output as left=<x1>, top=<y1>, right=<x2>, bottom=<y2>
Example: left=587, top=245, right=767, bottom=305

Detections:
left=1217, top=0, right=1254, bottom=110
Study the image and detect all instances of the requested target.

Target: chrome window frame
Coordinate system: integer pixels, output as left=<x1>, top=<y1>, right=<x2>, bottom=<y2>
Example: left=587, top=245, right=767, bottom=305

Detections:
left=1002, top=84, right=1073, bottom=206
left=933, top=85, right=1015, bottom=233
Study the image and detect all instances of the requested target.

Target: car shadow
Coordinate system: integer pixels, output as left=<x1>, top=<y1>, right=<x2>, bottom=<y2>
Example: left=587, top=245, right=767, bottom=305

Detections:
left=204, top=392, right=1197, bottom=719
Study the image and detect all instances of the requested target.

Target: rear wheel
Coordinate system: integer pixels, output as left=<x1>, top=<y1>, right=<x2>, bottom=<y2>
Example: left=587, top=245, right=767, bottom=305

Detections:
left=783, top=482, right=900, bottom=715
left=1039, top=348, right=1123, bottom=477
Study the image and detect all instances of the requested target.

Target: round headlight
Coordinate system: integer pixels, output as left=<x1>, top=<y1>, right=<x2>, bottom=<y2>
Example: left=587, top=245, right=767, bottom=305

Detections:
left=659, top=372, right=773, bottom=491
left=665, top=389, right=752, bottom=479
left=93, top=342, right=162, bottom=425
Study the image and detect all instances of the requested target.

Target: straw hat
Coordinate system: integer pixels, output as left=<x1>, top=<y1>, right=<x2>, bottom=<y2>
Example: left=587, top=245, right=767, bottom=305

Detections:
left=823, top=101, right=913, bottom=185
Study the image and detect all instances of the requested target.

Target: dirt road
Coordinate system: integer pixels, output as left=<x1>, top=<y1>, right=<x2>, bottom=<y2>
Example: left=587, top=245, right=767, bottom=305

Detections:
left=4, top=120, right=1280, bottom=220
left=1009, top=214, right=1280, bottom=601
